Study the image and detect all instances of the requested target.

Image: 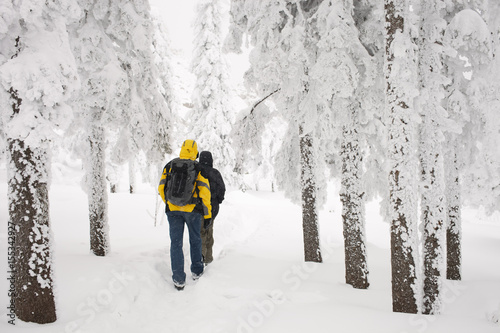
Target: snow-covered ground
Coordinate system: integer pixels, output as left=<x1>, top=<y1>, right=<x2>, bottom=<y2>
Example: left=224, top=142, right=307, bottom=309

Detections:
left=0, top=166, right=499, bottom=333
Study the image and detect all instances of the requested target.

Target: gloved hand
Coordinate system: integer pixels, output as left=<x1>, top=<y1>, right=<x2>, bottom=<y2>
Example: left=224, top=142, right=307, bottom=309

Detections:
left=203, top=218, right=212, bottom=230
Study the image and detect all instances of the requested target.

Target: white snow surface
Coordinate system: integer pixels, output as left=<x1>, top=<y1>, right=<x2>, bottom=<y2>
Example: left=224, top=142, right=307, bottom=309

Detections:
left=0, top=165, right=499, bottom=333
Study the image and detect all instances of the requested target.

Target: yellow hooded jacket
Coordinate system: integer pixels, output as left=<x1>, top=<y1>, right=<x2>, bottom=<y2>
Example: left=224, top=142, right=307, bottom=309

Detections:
left=158, top=140, right=212, bottom=220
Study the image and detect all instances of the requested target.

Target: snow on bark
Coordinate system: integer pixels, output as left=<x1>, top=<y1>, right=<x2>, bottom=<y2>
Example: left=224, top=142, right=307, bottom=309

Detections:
left=70, top=1, right=121, bottom=256
left=299, top=125, right=322, bottom=263
left=226, top=0, right=324, bottom=262
left=444, top=143, right=462, bottom=280
left=384, top=0, right=420, bottom=314
left=0, top=0, right=80, bottom=323
left=8, top=138, right=57, bottom=323
left=340, top=106, right=369, bottom=289
left=87, top=122, right=110, bottom=256
left=313, top=0, right=374, bottom=288
left=417, top=0, right=448, bottom=315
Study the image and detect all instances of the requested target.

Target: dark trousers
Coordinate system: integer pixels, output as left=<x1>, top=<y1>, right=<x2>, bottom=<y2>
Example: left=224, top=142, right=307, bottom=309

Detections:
left=166, top=211, right=204, bottom=285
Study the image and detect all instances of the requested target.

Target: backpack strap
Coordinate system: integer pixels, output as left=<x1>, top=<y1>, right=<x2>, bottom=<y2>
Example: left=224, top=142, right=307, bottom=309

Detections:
left=190, top=162, right=202, bottom=205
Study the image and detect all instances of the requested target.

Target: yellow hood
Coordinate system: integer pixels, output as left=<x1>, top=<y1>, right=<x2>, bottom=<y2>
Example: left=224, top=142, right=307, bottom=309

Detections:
left=179, top=140, right=198, bottom=160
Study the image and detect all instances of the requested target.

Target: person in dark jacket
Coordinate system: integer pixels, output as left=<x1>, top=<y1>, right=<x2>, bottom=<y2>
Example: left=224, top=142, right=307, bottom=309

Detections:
left=199, top=151, right=226, bottom=264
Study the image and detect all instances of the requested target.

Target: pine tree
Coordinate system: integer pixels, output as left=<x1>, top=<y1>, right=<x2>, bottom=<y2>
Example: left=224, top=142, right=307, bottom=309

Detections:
left=312, top=0, right=373, bottom=288
left=340, top=105, right=369, bottom=289
left=441, top=1, right=469, bottom=282
left=0, top=0, right=81, bottom=322
left=460, top=2, right=500, bottom=214
left=417, top=0, right=448, bottom=315
left=227, top=0, right=323, bottom=262
left=70, top=0, right=128, bottom=256
left=442, top=3, right=495, bottom=279
left=107, top=0, right=160, bottom=194
left=149, top=12, right=175, bottom=169
left=352, top=0, right=387, bottom=206
left=191, top=0, right=237, bottom=184
left=384, top=0, right=420, bottom=314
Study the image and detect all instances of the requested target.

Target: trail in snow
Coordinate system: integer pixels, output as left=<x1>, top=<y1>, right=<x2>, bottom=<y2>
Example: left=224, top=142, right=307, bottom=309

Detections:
left=0, top=179, right=499, bottom=333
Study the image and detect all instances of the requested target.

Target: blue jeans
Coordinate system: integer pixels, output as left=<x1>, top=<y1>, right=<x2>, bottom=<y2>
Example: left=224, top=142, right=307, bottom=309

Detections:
left=166, top=211, right=204, bottom=285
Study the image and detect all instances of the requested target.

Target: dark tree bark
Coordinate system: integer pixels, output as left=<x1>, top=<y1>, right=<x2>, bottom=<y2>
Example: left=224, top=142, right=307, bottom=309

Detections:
left=88, top=120, right=110, bottom=256
left=8, top=89, right=56, bottom=323
left=385, top=0, right=419, bottom=314
left=340, top=108, right=369, bottom=289
left=9, top=140, right=57, bottom=324
left=129, top=158, right=136, bottom=194
left=445, top=145, right=462, bottom=280
left=418, top=0, right=447, bottom=314
left=299, top=125, right=322, bottom=263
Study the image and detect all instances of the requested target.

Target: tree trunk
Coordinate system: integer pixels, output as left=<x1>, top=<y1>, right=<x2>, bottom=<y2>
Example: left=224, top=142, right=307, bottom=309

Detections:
left=340, top=108, right=369, bottom=289
left=88, top=121, right=110, bottom=256
left=8, top=137, right=57, bottom=323
left=129, top=158, right=136, bottom=194
left=299, top=125, right=322, bottom=263
left=418, top=0, right=447, bottom=314
left=385, top=0, right=419, bottom=314
left=155, top=163, right=164, bottom=227
left=445, top=143, right=462, bottom=280
left=420, top=145, right=446, bottom=314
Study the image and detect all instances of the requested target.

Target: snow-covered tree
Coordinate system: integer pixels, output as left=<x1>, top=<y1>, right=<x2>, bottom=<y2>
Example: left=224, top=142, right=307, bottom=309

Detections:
left=352, top=0, right=387, bottom=205
left=70, top=0, right=128, bottom=256
left=0, top=0, right=81, bottom=323
left=339, top=104, right=370, bottom=289
left=458, top=4, right=499, bottom=214
left=227, top=0, right=323, bottom=262
left=384, top=0, right=420, bottom=314
left=106, top=0, right=172, bottom=194
left=230, top=88, right=280, bottom=191
left=149, top=11, right=175, bottom=169
left=417, top=0, right=449, bottom=315
left=312, top=0, right=373, bottom=289
left=191, top=0, right=237, bottom=185
left=442, top=4, right=494, bottom=279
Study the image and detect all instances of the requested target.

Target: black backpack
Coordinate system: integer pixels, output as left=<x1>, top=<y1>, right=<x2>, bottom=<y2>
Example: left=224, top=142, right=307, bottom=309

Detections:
left=165, top=158, right=199, bottom=206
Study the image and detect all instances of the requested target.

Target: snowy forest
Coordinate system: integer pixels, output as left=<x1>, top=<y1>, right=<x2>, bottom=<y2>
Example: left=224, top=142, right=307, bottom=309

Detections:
left=0, top=0, right=499, bottom=332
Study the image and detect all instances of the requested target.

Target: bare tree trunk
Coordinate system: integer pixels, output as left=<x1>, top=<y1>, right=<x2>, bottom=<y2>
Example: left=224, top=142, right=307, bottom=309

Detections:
left=299, top=125, right=322, bottom=263
left=385, top=0, right=419, bottom=314
left=340, top=107, right=369, bottom=289
left=88, top=120, right=109, bottom=256
left=8, top=137, right=56, bottom=323
left=445, top=143, right=462, bottom=280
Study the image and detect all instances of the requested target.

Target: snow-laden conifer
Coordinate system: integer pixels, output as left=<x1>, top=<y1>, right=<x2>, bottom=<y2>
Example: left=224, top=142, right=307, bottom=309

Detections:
left=456, top=5, right=499, bottom=214
left=0, top=0, right=81, bottom=323
left=70, top=0, right=127, bottom=256
left=417, top=0, right=450, bottom=315
left=384, top=0, right=420, bottom=314
left=191, top=0, right=237, bottom=185
left=104, top=0, right=172, bottom=193
left=442, top=3, right=495, bottom=279
left=352, top=0, right=388, bottom=206
left=226, top=0, right=323, bottom=262
left=312, top=0, right=373, bottom=289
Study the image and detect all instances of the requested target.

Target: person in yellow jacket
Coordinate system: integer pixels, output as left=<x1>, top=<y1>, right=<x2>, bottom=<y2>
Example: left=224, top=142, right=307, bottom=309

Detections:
left=158, top=140, right=211, bottom=290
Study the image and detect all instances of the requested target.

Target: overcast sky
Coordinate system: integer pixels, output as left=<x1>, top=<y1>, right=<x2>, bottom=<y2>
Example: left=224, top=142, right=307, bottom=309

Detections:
left=148, top=0, right=249, bottom=86
left=149, top=0, right=197, bottom=53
